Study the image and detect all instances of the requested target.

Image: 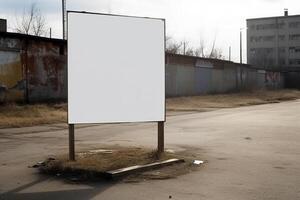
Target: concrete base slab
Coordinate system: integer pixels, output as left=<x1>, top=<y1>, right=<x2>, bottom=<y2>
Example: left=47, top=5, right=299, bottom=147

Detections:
left=105, top=158, right=184, bottom=178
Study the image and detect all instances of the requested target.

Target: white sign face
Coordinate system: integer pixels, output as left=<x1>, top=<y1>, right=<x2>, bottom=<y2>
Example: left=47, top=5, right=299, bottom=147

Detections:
left=68, top=12, right=165, bottom=124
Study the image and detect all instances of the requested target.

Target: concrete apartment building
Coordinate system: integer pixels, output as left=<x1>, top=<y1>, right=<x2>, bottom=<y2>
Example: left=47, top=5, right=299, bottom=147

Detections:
left=247, top=10, right=300, bottom=70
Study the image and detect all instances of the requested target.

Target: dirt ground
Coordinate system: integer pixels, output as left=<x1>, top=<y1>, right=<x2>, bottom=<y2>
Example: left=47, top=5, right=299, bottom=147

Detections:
left=0, top=89, right=300, bottom=128
left=40, top=146, right=199, bottom=182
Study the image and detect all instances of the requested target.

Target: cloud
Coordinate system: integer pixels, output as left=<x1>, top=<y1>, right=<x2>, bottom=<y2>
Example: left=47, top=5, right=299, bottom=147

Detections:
left=0, top=0, right=60, bottom=14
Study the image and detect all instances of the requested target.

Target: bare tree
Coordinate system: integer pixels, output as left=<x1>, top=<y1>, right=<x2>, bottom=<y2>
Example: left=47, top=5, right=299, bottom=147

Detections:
left=208, top=36, right=216, bottom=58
left=166, top=35, right=224, bottom=59
left=196, top=35, right=224, bottom=59
left=194, top=38, right=206, bottom=57
left=185, top=47, right=195, bottom=56
left=182, top=40, right=189, bottom=55
left=14, top=3, right=47, bottom=36
left=166, top=36, right=183, bottom=54
left=209, top=48, right=224, bottom=59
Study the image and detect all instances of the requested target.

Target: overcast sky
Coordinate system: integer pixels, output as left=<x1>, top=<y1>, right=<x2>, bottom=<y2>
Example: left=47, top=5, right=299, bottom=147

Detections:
left=1, top=0, right=300, bottom=62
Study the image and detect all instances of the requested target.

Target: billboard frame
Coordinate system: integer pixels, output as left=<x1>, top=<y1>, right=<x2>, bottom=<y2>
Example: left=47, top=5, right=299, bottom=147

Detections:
left=67, top=11, right=166, bottom=160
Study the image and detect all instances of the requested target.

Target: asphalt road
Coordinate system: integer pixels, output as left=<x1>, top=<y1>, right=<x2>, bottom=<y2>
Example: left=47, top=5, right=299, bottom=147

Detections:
left=0, top=100, right=300, bottom=200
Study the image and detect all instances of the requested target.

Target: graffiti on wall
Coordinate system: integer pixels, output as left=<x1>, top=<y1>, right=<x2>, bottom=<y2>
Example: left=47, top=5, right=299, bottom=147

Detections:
left=265, top=72, right=280, bottom=83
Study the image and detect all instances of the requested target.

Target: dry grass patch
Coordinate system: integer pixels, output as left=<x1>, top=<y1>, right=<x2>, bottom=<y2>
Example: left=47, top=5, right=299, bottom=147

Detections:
left=167, top=89, right=300, bottom=112
left=40, top=146, right=199, bottom=181
left=0, top=103, right=67, bottom=128
left=1, top=89, right=299, bottom=128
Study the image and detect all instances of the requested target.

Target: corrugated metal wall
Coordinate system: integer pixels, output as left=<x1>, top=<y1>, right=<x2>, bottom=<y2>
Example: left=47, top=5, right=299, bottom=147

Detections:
left=166, top=54, right=284, bottom=97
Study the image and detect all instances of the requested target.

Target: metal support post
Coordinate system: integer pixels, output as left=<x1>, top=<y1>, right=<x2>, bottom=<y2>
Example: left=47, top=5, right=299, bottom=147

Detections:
left=157, top=121, right=164, bottom=156
left=69, top=124, right=75, bottom=161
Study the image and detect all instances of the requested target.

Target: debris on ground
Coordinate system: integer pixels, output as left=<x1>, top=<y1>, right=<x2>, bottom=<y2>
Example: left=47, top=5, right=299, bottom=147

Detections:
left=193, top=160, right=204, bottom=165
left=29, top=157, right=55, bottom=168
left=78, top=149, right=114, bottom=158
left=166, top=149, right=175, bottom=153
left=89, top=149, right=114, bottom=154
left=30, top=161, right=45, bottom=168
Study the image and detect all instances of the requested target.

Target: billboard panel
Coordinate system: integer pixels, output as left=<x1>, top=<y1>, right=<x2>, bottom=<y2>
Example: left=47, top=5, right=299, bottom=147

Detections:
left=68, top=12, right=165, bottom=124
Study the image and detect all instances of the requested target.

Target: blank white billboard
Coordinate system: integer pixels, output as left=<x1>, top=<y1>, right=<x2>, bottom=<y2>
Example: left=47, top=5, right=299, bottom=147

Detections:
left=67, top=12, right=165, bottom=124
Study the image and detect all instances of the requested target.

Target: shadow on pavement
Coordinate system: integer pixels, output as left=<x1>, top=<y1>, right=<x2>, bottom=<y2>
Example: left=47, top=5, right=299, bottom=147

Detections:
left=0, top=176, right=115, bottom=200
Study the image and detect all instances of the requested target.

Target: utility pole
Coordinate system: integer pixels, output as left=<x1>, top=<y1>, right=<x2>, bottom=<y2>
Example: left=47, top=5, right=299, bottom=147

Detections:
left=240, top=29, right=242, bottom=64
left=229, top=46, right=231, bottom=61
left=49, top=27, right=52, bottom=38
left=62, top=0, right=66, bottom=40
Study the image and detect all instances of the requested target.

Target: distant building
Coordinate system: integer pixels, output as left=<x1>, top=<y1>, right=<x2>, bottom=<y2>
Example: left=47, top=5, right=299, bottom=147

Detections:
left=247, top=10, right=300, bottom=70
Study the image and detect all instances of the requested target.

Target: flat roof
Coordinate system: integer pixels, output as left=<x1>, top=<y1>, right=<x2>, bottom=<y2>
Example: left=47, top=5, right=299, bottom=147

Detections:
left=0, top=31, right=66, bottom=44
left=166, top=53, right=251, bottom=67
left=247, top=14, right=300, bottom=21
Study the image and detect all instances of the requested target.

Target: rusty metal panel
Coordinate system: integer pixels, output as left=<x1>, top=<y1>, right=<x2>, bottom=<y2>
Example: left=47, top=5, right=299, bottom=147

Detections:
left=0, top=50, right=24, bottom=102
left=0, top=34, right=67, bottom=103
left=25, top=41, right=67, bottom=102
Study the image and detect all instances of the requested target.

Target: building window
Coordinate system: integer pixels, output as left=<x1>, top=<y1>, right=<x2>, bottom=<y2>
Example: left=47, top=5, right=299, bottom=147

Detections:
left=279, top=47, right=285, bottom=53
left=289, top=46, right=300, bottom=53
left=256, top=48, right=274, bottom=54
left=262, top=35, right=275, bottom=42
left=255, top=23, right=284, bottom=30
left=278, top=35, right=285, bottom=41
left=265, top=48, right=274, bottom=53
left=278, top=22, right=285, bottom=29
left=279, top=59, right=285, bottom=65
left=289, top=34, right=300, bottom=41
left=289, top=59, right=300, bottom=65
left=249, top=25, right=255, bottom=30
left=251, top=36, right=275, bottom=42
left=250, top=48, right=256, bottom=54
left=256, top=24, right=275, bottom=30
left=289, top=21, right=300, bottom=28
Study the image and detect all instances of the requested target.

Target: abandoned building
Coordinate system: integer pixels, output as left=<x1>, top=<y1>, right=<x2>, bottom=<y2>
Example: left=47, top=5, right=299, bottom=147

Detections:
left=247, top=10, right=300, bottom=70
left=0, top=19, right=67, bottom=103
